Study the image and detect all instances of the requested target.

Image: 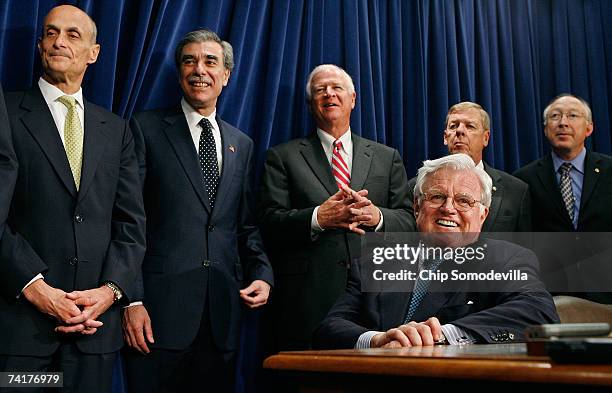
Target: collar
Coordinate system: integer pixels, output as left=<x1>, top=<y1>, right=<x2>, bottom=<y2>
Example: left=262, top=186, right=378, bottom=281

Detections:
left=181, top=97, right=218, bottom=131
left=38, top=77, right=84, bottom=109
left=317, top=127, right=352, bottom=150
left=551, top=147, right=586, bottom=174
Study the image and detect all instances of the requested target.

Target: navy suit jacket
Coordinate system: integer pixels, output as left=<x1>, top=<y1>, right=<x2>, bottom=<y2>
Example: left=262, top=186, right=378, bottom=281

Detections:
left=407, top=162, right=531, bottom=232
left=514, top=151, right=612, bottom=302
left=313, top=239, right=559, bottom=349
left=258, top=133, right=413, bottom=350
left=0, top=87, right=145, bottom=356
left=130, top=108, right=273, bottom=353
left=514, top=151, right=612, bottom=232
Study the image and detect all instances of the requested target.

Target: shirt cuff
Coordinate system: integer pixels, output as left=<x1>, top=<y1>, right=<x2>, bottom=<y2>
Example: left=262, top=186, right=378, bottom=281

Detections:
left=441, top=324, right=478, bottom=345
left=20, top=274, right=44, bottom=298
left=311, top=206, right=324, bottom=239
left=355, top=330, right=383, bottom=349
left=124, top=301, right=143, bottom=309
left=374, top=208, right=384, bottom=232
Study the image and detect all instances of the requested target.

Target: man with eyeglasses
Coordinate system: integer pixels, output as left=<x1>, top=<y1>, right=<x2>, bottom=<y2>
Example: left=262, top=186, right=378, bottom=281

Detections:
left=407, top=102, right=531, bottom=232
left=514, top=94, right=612, bottom=303
left=313, top=154, right=558, bottom=349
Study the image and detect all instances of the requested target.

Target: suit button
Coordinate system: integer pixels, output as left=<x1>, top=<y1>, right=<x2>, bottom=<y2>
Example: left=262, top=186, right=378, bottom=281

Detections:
left=69, top=257, right=78, bottom=265
left=202, top=260, right=211, bottom=267
left=75, top=214, right=83, bottom=223
left=208, top=225, right=215, bottom=232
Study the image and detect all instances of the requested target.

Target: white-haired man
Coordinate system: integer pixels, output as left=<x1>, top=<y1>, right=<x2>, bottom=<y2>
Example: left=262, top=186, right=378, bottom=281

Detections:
left=258, top=64, right=413, bottom=351
left=314, top=154, right=558, bottom=349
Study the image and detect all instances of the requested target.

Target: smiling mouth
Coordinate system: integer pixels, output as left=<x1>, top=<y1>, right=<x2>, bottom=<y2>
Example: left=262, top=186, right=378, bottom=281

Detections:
left=191, top=81, right=211, bottom=88
left=436, top=219, right=458, bottom=227
left=323, top=103, right=338, bottom=108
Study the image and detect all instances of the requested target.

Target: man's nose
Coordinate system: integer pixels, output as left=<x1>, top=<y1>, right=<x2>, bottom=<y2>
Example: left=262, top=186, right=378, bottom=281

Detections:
left=455, top=124, right=467, bottom=135
left=440, top=196, right=458, bottom=213
left=324, top=86, right=335, bottom=97
left=53, top=32, right=67, bottom=48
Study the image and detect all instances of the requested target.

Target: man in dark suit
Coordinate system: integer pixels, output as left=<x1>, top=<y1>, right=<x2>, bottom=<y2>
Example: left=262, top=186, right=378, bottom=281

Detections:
left=407, top=102, right=531, bottom=232
left=122, top=29, right=273, bottom=393
left=0, top=5, right=145, bottom=392
left=314, top=154, right=558, bottom=349
left=514, top=94, right=612, bottom=302
left=258, top=64, right=413, bottom=351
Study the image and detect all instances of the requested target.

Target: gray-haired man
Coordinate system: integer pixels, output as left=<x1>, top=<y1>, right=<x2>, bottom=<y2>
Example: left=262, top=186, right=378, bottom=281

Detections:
left=122, top=29, right=273, bottom=393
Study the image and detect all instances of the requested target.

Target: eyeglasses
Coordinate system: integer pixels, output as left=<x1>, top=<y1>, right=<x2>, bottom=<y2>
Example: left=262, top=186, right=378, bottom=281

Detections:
left=421, top=192, right=481, bottom=212
left=546, top=112, right=585, bottom=122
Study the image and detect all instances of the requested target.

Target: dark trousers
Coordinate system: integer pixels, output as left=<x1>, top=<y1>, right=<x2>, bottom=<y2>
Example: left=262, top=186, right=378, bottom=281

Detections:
left=0, top=342, right=116, bottom=393
left=124, top=301, right=236, bottom=393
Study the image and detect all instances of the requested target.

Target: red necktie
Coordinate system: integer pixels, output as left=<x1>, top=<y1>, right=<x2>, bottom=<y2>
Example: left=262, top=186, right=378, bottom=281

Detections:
left=332, top=140, right=350, bottom=189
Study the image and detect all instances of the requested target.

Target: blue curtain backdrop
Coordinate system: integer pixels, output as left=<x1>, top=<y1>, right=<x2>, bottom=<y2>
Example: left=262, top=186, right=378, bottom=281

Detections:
left=1, top=0, right=612, bottom=392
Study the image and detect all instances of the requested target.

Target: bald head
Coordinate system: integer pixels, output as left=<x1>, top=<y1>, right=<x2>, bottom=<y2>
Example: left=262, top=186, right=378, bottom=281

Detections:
left=43, top=5, right=97, bottom=44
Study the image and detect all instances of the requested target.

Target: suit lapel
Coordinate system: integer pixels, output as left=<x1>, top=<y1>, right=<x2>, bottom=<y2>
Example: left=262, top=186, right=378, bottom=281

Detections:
left=77, top=102, right=110, bottom=201
left=536, top=154, right=573, bottom=226
left=162, top=111, right=212, bottom=213
left=211, top=118, right=237, bottom=215
left=379, top=292, right=410, bottom=329
left=300, top=134, right=338, bottom=196
left=20, top=88, right=77, bottom=197
left=483, top=163, right=502, bottom=232
left=580, top=151, right=603, bottom=213
left=350, top=134, right=373, bottom=191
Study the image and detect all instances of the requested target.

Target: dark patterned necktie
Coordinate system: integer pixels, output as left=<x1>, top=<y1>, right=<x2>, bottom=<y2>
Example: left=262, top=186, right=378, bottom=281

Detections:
left=403, top=258, right=444, bottom=323
left=559, top=162, right=575, bottom=222
left=198, top=118, right=219, bottom=208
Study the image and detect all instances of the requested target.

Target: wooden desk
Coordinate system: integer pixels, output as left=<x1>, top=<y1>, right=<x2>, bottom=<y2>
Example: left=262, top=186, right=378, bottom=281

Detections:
left=264, top=344, right=612, bottom=392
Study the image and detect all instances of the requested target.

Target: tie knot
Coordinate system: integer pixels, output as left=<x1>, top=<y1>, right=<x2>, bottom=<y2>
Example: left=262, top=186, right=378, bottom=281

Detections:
left=559, top=162, right=573, bottom=174
left=334, top=140, right=343, bottom=151
left=57, top=95, right=77, bottom=109
left=199, top=118, right=214, bottom=134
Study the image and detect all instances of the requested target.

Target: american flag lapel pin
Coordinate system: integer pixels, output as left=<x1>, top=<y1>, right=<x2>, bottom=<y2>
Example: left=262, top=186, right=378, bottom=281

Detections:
left=229, top=145, right=235, bottom=153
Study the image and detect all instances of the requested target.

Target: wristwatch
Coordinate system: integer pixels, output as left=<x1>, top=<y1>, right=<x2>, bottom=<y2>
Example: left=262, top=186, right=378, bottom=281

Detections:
left=104, top=282, right=123, bottom=302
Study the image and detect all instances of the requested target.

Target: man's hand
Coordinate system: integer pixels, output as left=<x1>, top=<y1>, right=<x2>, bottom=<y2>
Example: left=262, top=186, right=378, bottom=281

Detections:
left=22, top=279, right=84, bottom=324
left=123, top=305, right=154, bottom=354
left=317, top=188, right=372, bottom=234
left=239, top=280, right=271, bottom=309
left=370, top=317, right=444, bottom=348
left=59, top=286, right=115, bottom=334
left=343, top=185, right=381, bottom=230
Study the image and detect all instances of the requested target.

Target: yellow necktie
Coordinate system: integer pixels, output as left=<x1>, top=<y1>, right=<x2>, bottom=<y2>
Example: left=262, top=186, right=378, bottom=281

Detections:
left=57, top=95, right=83, bottom=190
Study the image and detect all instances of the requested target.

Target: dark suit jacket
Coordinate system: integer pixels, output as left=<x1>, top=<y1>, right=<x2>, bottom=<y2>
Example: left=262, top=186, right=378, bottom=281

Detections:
left=257, top=133, right=413, bottom=350
left=313, top=239, right=559, bottom=349
left=407, top=162, right=531, bottom=232
left=0, top=87, right=146, bottom=356
left=514, top=151, right=612, bottom=302
left=514, top=151, right=612, bottom=232
left=130, top=108, right=273, bottom=353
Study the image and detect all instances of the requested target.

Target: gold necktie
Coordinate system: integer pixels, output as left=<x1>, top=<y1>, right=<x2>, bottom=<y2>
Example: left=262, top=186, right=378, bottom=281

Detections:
left=57, top=95, right=83, bottom=190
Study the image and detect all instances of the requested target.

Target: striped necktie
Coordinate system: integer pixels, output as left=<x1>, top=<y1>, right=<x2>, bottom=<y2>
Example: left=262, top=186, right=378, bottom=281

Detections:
left=331, top=140, right=350, bottom=189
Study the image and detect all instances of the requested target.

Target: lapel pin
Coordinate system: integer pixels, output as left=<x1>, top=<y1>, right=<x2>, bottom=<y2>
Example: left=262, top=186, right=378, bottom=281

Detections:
left=492, top=186, right=497, bottom=192
left=595, top=168, right=600, bottom=173
left=229, top=145, right=235, bottom=153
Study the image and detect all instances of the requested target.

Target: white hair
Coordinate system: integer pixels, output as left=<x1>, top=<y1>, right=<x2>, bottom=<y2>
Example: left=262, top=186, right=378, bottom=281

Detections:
left=414, top=153, right=492, bottom=208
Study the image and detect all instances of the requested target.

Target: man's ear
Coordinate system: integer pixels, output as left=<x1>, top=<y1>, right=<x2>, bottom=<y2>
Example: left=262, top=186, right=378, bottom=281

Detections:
left=222, top=69, right=231, bottom=87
